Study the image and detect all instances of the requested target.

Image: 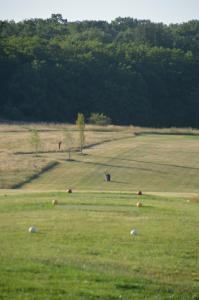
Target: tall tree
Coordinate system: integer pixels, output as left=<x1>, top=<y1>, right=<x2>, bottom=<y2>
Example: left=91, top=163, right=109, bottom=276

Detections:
left=29, top=129, right=41, bottom=156
left=76, top=113, right=85, bottom=154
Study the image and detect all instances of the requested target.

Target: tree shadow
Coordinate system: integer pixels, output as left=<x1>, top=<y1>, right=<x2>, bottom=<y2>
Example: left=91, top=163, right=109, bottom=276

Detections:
left=111, top=180, right=129, bottom=184
left=12, top=161, right=59, bottom=188
left=75, top=159, right=166, bottom=174
left=90, top=155, right=199, bottom=171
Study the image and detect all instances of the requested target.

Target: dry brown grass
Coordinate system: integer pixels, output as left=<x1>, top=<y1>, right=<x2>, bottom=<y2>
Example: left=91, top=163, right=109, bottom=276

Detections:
left=0, top=123, right=134, bottom=188
left=132, top=126, right=199, bottom=135
left=1, top=122, right=199, bottom=190
left=190, top=196, right=199, bottom=203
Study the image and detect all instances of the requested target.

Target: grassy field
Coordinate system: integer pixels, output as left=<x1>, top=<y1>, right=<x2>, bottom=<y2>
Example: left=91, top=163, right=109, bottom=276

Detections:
left=22, top=134, right=199, bottom=193
left=0, top=124, right=133, bottom=189
left=0, top=124, right=199, bottom=299
left=0, top=191, right=199, bottom=300
left=1, top=124, right=199, bottom=192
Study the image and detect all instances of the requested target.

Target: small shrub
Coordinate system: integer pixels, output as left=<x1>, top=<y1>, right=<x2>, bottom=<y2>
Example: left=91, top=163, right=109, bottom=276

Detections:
left=88, top=113, right=111, bottom=126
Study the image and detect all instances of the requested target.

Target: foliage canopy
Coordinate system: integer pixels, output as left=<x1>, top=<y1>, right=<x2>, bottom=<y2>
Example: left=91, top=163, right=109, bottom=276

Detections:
left=1, top=14, right=199, bottom=127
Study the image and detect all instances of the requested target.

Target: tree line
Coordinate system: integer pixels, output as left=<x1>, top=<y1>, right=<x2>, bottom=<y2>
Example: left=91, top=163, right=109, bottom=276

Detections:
left=0, top=14, right=199, bottom=127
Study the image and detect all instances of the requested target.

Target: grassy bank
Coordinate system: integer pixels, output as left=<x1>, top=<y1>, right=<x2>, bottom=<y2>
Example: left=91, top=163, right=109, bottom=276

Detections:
left=0, top=191, right=198, bottom=299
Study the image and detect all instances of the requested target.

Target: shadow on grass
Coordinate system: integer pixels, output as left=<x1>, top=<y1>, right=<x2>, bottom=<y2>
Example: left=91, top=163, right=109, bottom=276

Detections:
left=75, top=160, right=166, bottom=174
left=14, top=150, right=75, bottom=155
left=14, top=136, right=131, bottom=156
left=84, top=136, right=132, bottom=150
left=90, top=155, right=199, bottom=171
left=111, top=180, right=129, bottom=184
left=12, top=161, right=59, bottom=189
left=140, top=131, right=199, bottom=136
left=116, top=283, right=143, bottom=290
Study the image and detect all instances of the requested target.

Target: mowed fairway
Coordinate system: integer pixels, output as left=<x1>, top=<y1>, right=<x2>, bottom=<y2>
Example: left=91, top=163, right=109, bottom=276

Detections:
left=0, top=191, right=199, bottom=299
left=23, top=134, right=199, bottom=193
left=0, top=125, right=199, bottom=299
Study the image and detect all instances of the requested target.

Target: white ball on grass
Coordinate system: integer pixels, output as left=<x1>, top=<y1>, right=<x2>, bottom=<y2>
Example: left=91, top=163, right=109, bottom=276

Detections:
left=28, top=226, right=38, bottom=233
left=52, top=199, right=58, bottom=205
left=130, top=228, right=138, bottom=236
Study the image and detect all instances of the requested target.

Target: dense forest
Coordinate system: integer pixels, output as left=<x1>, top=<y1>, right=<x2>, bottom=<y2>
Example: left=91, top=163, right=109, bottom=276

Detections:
left=0, top=14, right=199, bottom=127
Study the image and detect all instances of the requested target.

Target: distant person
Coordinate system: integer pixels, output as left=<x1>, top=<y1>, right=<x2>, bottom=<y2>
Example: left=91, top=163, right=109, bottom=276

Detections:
left=58, top=141, right=62, bottom=150
left=104, top=172, right=111, bottom=182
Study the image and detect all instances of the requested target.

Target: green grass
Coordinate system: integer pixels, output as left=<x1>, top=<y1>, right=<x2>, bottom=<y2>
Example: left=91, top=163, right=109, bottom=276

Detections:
left=2, top=124, right=199, bottom=192
left=1, top=125, right=199, bottom=299
left=0, top=191, right=198, bottom=299
left=21, top=134, right=199, bottom=193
